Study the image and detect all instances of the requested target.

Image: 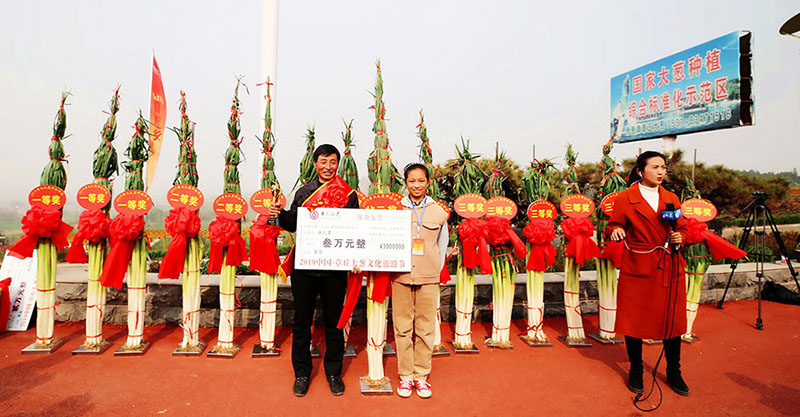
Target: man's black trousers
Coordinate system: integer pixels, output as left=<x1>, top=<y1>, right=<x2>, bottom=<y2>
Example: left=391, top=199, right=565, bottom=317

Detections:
left=290, top=269, right=348, bottom=378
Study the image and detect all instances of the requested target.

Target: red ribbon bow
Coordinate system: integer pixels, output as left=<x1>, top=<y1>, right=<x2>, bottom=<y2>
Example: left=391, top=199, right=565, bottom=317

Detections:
left=457, top=218, right=493, bottom=274
left=561, top=217, right=601, bottom=267
left=9, top=206, right=73, bottom=259
left=523, top=219, right=557, bottom=272
left=0, top=277, right=11, bottom=331
left=337, top=270, right=367, bottom=329
left=685, top=218, right=747, bottom=260
left=249, top=214, right=283, bottom=274
left=600, top=239, right=624, bottom=268
left=158, top=207, right=202, bottom=279
left=486, top=216, right=528, bottom=259
left=66, top=210, right=111, bottom=264
left=99, top=214, right=145, bottom=289
left=208, top=216, right=248, bottom=274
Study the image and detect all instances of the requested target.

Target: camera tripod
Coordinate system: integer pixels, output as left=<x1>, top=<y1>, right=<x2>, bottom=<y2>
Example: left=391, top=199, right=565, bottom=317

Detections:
left=716, top=192, right=800, bottom=330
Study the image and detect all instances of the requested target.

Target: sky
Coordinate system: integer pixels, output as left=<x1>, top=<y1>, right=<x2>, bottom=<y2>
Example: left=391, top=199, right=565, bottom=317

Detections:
left=0, top=0, right=798, bottom=207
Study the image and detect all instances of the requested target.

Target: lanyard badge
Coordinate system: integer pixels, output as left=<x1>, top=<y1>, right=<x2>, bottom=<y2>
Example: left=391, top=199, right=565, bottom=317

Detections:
left=411, top=197, right=426, bottom=256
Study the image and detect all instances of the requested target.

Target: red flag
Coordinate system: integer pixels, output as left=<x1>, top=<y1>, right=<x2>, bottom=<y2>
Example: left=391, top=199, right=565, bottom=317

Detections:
left=146, top=55, right=166, bottom=191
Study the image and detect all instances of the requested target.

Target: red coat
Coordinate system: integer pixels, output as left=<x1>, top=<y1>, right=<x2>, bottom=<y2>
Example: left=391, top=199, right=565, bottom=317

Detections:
left=606, top=184, right=687, bottom=339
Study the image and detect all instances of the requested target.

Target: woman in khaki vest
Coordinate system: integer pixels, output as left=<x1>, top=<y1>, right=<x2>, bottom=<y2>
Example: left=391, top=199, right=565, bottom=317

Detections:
left=392, top=163, right=449, bottom=399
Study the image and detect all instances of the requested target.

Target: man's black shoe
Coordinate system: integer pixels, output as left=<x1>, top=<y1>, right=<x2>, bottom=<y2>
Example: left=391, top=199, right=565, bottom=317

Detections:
left=327, top=375, right=345, bottom=396
left=666, top=369, right=690, bottom=396
left=627, top=366, right=644, bottom=394
left=293, top=377, right=310, bottom=397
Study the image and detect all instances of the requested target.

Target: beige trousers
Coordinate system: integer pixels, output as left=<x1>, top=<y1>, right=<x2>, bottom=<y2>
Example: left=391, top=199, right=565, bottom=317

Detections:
left=391, top=281, right=438, bottom=382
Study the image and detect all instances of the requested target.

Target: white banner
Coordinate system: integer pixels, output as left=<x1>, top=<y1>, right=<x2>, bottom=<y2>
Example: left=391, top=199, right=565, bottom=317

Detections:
left=0, top=250, right=38, bottom=331
left=295, top=208, right=411, bottom=272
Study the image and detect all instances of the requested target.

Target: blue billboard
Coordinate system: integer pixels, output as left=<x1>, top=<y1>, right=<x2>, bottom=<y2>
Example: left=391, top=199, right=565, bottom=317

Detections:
left=610, top=31, right=754, bottom=143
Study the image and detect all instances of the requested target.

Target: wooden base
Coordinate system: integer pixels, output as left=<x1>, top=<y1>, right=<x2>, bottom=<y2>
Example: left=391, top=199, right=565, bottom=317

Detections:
left=520, top=335, right=553, bottom=347
left=172, top=341, right=207, bottom=356
left=72, top=341, right=112, bottom=355
left=449, top=341, right=479, bottom=354
left=643, top=339, right=663, bottom=345
left=252, top=343, right=281, bottom=357
left=22, top=339, right=64, bottom=355
left=382, top=343, right=396, bottom=356
left=588, top=333, right=623, bottom=344
left=207, top=344, right=241, bottom=358
left=114, top=341, right=151, bottom=356
left=359, top=377, right=392, bottom=395
left=344, top=344, right=357, bottom=357
left=484, top=338, right=513, bottom=350
left=431, top=344, right=451, bottom=356
left=558, top=336, right=592, bottom=347
left=681, top=335, right=700, bottom=344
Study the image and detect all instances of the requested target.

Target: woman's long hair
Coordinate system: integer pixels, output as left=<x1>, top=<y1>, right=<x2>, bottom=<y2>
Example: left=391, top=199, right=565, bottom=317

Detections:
left=627, top=151, right=666, bottom=186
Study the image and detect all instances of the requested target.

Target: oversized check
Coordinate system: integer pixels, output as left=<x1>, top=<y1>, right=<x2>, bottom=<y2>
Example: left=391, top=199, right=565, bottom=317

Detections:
left=295, top=207, right=411, bottom=272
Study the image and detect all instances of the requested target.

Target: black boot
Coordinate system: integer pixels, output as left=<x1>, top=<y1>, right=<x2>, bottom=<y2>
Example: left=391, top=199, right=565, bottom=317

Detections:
left=664, top=337, right=689, bottom=396
left=625, top=336, right=644, bottom=394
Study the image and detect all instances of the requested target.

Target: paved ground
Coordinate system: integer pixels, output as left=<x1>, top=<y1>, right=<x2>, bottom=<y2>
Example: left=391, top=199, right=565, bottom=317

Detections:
left=0, top=300, right=798, bottom=416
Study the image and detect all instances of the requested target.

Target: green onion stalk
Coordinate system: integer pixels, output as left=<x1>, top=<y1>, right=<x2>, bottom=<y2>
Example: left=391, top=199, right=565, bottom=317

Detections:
left=449, top=138, right=485, bottom=349
left=417, top=110, right=446, bottom=350
left=562, top=144, right=586, bottom=341
left=483, top=148, right=516, bottom=347
left=257, top=78, right=281, bottom=350
left=121, top=112, right=150, bottom=348
left=594, top=138, right=627, bottom=341
left=338, top=118, right=358, bottom=345
left=83, top=86, right=121, bottom=348
left=520, top=157, right=554, bottom=343
left=296, top=127, right=317, bottom=189
left=212, top=79, right=245, bottom=354
left=35, top=92, right=70, bottom=347
left=682, top=179, right=710, bottom=341
left=365, top=59, right=400, bottom=384
left=172, top=91, right=204, bottom=350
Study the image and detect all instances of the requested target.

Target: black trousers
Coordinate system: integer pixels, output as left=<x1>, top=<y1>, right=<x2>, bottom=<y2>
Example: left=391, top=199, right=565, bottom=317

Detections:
left=291, top=269, right=347, bottom=378
left=625, top=336, right=682, bottom=371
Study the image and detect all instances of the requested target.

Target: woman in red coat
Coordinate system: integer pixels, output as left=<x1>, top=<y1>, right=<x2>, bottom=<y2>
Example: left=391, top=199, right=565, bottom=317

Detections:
left=606, top=151, right=690, bottom=397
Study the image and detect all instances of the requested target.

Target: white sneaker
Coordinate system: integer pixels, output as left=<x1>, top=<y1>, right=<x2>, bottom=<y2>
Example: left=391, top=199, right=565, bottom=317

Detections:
left=414, top=380, right=432, bottom=398
left=397, top=380, right=413, bottom=398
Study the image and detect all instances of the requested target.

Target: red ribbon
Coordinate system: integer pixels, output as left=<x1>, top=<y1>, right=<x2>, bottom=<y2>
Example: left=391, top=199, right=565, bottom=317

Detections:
left=486, top=216, right=528, bottom=259
left=600, top=239, right=624, bottom=268
left=337, top=270, right=366, bottom=329
left=279, top=247, right=295, bottom=278
left=158, top=207, right=201, bottom=279
left=208, top=216, right=248, bottom=274
left=523, top=219, right=557, bottom=272
left=9, top=206, right=73, bottom=259
left=66, top=210, right=111, bottom=264
left=369, top=271, right=391, bottom=303
left=249, top=215, right=283, bottom=274
left=0, top=278, right=11, bottom=331
left=685, top=218, right=747, bottom=261
left=440, top=251, right=455, bottom=284
left=561, top=217, right=600, bottom=267
left=457, top=218, right=493, bottom=274
left=99, top=214, right=145, bottom=289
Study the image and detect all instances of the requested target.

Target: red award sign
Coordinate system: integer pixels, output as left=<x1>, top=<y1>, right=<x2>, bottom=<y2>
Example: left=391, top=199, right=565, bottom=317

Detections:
left=29, top=185, right=66, bottom=210
left=213, top=193, right=248, bottom=220
left=486, top=196, right=517, bottom=219
left=249, top=189, right=287, bottom=215
left=682, top=198, right=717, bottom=222
left=76, top=184, right=111, bottom=211
left=600, top=192, right=620, bottom=216
left=453, top=193, right=487, bottom=219
left=527, top=200, right=557, bottom=221
left=434, top=199, right=450, bottom=215
left=167, top=184, right=204, bottom=211
left=560, top=194, right=595, bottom=219
left=362, top=193, right=402, bottom=210
left=114, top=190, right=153, bottom=216
left=355, top=189, right=367, bottom=206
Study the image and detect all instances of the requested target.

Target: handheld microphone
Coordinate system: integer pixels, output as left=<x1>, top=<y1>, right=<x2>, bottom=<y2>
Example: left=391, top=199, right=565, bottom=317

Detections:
left=660, top=203, right=681, bottom=250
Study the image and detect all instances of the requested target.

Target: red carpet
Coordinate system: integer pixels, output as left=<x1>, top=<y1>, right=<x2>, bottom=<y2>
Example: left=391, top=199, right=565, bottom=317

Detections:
left=1, top=300, right=798, bottom=416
